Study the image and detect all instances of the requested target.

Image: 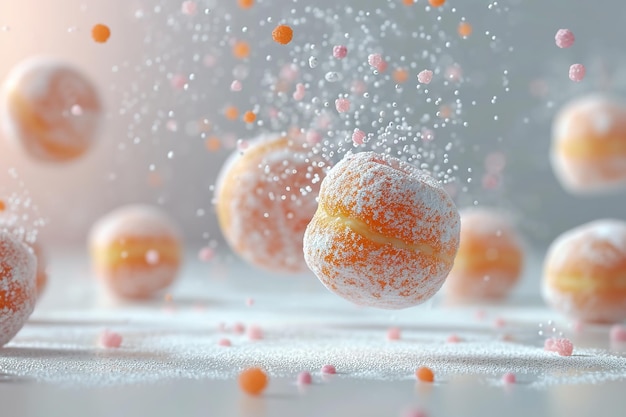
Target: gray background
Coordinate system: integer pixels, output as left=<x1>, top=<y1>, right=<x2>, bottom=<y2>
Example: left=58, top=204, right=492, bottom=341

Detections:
left=0, top=0, right=625, bottom=248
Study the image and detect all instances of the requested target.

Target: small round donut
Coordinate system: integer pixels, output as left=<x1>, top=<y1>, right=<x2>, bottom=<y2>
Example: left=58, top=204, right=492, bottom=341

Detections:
left=1, top=57, right=102, bottom=162
left=215, top=133, right=326, bottom=274
left=89, top=205, right=182, bottom=300
left=0, top=231, right=37, bottom=346
left=303, top=151, right=460, bottom=309
left=444, top=208, right=524, bottom=302
left=551, top=94, right=626, bottom=194
left=543, top=219, right=626, bottom=323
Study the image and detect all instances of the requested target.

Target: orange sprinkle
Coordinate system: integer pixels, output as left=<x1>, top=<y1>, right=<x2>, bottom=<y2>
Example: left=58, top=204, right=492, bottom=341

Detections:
left=243, top=111, right=256, bottom=124
left=224, top=106, right=239, bottom=120
left=91, top=24, right=111, bottom=43
left=393, top=68, right=409, bottom=84
left=164, top=293, right=173, bottom=302
left=239, top=367, right=268, bottom=395
left=458, top=22, right=473, bottom=38
left=416, top=366, right=435, bottom=382
left=205, top=136, right=221, bottom=152
left=428, top=0, right=446, bottom=7
left=272, top=24, right=293, bottom=45
left=402, top=0, right=414, bottom=5
left=233, top=41, right=251, bottom=59
left=0, top=200, right=5, bottom=211
left=238, top=0, right=254, bottom=9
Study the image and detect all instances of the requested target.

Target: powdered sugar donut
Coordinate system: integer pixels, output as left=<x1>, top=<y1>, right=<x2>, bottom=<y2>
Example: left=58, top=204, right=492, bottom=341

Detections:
left=303, top=151, right=460, bottom=309
left=551, top=94, right=626, bottom=194
left=216, top=133, right=326, bottom=273
left=543, top=219, right=626, bottom=323
left=444, top=208, right=524, bottom=302
left=1, top=57, right=102, bottom=162
left=0, top=231, right=37, bottom=346
left=89, top=205, right=182, bottom=299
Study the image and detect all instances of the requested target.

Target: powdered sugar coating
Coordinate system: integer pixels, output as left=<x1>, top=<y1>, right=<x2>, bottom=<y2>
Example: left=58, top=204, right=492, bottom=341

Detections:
left=303, top=152, right=460, bottom=309
left=543, top=219, right=626, bottom=323
left=0, top=231, right=36, bottom=346
left=215, top=133, right=326, bottom=274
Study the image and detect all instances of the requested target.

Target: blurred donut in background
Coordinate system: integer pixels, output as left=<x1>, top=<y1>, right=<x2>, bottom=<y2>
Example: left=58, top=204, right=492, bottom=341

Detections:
left=89, top=205, right=182, bottom=300
left=215, top=133, right=326, bottom=274
left=1, top=57, right=102, bottom=163
left=444, top=207, right=524, bottom=303
left=543, top=219, right=626, bottom=324
left=551, top=94, right=626, bottom=194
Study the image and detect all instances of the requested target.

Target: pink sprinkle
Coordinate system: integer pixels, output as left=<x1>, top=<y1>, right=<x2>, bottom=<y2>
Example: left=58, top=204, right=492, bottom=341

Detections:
left=387, top=327, right=401, bottom=341
left=446, top=334, right=462, bottom=343
left=420, top=128, right=434, bottom=142
left=333, top=45, right=348, bottom=59
left=610, top=325, right=626, bottom=343
left=569, top=64, right=586, bottom=82
left=165, top=119, right=178, bottom=132
left=99, top=330, right=122, bottom=349
left=335, top=98, right=351, bottom=113
left=198, top=247, right=214, bottom=262
left=246, top=297, right=255, bottom=307
left=494, top=318, right=506, bottom=328
left=351, top=80, right=367, bottom=95
left=475, top=309, right=487, bottom=320
left=555, top=29, right=575, bottom=48
left=501, top=333, right=515, bottom=342
left=544, top=338, right=574, bottom=356
left=367, top=53, right=387, bottom=72
left=417, top=69, right=433, bottom=84
left=293, top=83, right=306, bottom=101
left=203, top=54, right=216, bottom=68
left=218, top=338, right=232, bottom=347
left=230, top=80, right=242, bottom=92
left=233, top=322, right=246, bottom=334
left=321, top=364, right=336, bottom=374
left=247, top=325, right=263, bottom=340
left=181, top=1, right=198, bottom=16
left=297, top=371, right=312, bottom=385
left=280, top=63, right=299, bottom=82
left=170, top=74, right=187, bottom=90
left=352, top=129, right=366, bottom=145
left=482, top=173, right=501, bottom=190
left=445, top=64, right=463, bottom=82
left=402, top=409, right=428, bottom=417
left=502, top=372, right=516, bottom=384
left=306, top=130, right=322, bottom=145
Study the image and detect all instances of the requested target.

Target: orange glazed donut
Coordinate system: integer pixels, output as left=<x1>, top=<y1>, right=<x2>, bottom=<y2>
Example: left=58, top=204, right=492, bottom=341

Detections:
left=1, top=57, right=102, bottom=162
left=551, top=94, right=626, bottom=194
left=543, top=219, right=626, bottom=323
left=303, top=151, right=460, bottom=309
left=89, top=205, right=182, bottom=299
left=216, top=133, right=326, bottom=274
left=444, top=208, right=524, bottom=302
left=0, top=231, right=37, bottom=346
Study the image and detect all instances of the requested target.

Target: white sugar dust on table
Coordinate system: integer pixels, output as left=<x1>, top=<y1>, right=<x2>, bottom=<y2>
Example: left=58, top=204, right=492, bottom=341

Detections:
left=0, top=250, right=623, bottom=391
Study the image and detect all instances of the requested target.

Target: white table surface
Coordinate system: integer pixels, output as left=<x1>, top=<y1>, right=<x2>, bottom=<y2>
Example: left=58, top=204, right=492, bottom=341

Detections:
left=1, top=247, right=625, bottom=417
